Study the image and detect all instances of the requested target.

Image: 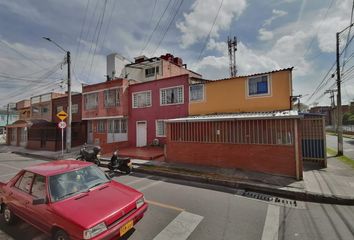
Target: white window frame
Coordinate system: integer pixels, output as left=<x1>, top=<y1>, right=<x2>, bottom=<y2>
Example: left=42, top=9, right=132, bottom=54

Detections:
left=189, top=84, right=205, bottom=102
left=145, top=66, right=159, bottom=78
left=84, top=93, right=98, bottom=110
left=132, top=90, right=152, bottom=108
left=160, top=85, right=184, bottom=106
left=108, top=119, right=127, bottom=133
left=246, top=74, right=271, bottom=98
left=156, top=120, right=166, bottom=137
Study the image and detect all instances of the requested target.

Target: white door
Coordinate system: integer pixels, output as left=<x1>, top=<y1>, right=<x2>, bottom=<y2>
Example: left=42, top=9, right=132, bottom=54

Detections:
left=87, top=121, right=93, bottom=144
left=136, top=121, right=147, bottom=147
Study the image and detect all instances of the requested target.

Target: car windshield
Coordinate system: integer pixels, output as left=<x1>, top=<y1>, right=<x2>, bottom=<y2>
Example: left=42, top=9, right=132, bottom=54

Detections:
left=49, top=165, right=110, bottom=202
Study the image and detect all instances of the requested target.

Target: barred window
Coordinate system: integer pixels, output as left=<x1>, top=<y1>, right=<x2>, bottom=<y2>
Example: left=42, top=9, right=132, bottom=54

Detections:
left=248, top=75, right=269, bottom=96
left=84, top=93, right=98, bottom=110
left=132, top=91, right=151, bottom=108
left=160, top=86, right=183, bottom=105
left=97, top=120, right=106, bottom=133
left=156, top=120, right=166, bottom=137
left=190, top=84, right=204, bottom=102
left=104, top=89, right=120, bottom=107
left=108, top=119, right=127, bottom=133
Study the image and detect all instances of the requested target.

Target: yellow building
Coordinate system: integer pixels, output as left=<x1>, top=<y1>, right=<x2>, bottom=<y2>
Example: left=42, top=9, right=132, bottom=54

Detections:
left=189, top=68, right=293, bottom=115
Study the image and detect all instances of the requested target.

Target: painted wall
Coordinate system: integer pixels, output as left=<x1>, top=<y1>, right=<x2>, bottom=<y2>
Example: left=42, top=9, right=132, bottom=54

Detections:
left=0, top=111, right=19, bottom=127
left=82, top=78, right=129, bottom=120
left=189, top=69, right=292, bottom=115
left=128, top=74, right=190, bottom=147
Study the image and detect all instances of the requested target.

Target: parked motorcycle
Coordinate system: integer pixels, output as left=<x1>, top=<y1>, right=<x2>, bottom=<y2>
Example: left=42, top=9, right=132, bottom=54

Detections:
left=76, top=144, right=101, bottom=166
left=108, top=150, right=132, bottom=174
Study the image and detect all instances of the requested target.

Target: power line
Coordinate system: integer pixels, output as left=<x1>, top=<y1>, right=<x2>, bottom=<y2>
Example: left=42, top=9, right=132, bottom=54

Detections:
left=151, top=0, right=184, bottom=56
left=88, top=0, right=108, bottom=80
left=140, top=0, right=172, bottom=55
left=197, top=0, right=224, bottom=61
left=73, top=0, right=91, bottom=73
left=341, top=0, right=354, bottom=71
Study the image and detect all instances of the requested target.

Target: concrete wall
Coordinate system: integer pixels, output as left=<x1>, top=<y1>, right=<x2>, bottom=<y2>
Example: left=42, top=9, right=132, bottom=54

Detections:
left=189, top=69, right=292, bottom=115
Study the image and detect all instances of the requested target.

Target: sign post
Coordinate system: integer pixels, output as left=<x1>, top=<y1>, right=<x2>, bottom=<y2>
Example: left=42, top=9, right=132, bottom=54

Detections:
left=57, top=111, right=68, bottom=157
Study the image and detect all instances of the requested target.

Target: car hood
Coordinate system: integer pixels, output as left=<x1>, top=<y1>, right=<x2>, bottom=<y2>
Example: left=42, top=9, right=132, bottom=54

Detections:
left=51, top=181, right=142, bottom=229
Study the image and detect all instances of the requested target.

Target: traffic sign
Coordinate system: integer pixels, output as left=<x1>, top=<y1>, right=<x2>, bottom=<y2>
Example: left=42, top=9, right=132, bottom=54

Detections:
left=58, top=121, right=67, bottom=129
left=56, top=111, right=68, bottom=121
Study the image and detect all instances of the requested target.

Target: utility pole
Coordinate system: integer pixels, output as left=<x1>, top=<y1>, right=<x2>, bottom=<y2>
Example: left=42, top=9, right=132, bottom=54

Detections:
left=335, top=23, right=354, bottom=156
left=228, top=36, right=237, bottom=77
left=66, top=51, right=72, bottom=153
left=43, top=37, right=72, bottom=152
left=336, top=31, right=343, bottom=156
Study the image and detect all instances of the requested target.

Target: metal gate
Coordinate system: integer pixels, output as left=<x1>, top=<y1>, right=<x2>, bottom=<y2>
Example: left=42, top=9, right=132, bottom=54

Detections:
left=301, top=116, right=326, bottom=167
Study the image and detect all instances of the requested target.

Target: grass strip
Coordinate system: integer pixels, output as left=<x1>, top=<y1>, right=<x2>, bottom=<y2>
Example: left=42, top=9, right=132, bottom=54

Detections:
left=327, top=147, right=354, bottom=169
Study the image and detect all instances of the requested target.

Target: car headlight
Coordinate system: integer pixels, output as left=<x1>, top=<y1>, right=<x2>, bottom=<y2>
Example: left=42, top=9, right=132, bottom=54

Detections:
left=83, top=222, right=107, bottom=239
left=136, top=197, right=145, bottom=209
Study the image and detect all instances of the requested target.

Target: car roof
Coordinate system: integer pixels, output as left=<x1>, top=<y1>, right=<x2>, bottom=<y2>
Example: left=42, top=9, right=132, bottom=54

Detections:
left=24, top=160, right=93, bottom=177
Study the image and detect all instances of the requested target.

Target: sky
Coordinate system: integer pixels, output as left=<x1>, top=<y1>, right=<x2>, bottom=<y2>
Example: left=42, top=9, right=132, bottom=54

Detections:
left=0, top=0, right=354, bottom=108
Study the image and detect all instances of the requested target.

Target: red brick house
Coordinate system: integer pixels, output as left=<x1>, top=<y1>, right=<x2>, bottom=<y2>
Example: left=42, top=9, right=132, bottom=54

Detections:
left=128, top=74, right=202, bottom=147
left=82, top=78, right=130, bottom=153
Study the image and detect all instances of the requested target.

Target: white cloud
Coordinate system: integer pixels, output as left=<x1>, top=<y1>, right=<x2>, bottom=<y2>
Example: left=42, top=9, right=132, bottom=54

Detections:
left=176, top=0, right=247, bottom=48
left=258, top=28, right=274, bottom=41
left=264, top=9, right=288, bottom=26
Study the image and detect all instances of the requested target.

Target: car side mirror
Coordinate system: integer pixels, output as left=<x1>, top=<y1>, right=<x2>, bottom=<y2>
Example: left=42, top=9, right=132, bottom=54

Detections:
left=32, top=198, right=47, bottom=205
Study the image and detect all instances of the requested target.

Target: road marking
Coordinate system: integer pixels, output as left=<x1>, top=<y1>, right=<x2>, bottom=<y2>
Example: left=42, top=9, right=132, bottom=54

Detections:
left=0, top=163, right=21, bottom=170
left=146, top=199, right=185, bottom=212
left=152, top=211, right=203, bottom=240
left=136, top=180, right=163, bottom=192
left=261, top=204, right=280, bottom=240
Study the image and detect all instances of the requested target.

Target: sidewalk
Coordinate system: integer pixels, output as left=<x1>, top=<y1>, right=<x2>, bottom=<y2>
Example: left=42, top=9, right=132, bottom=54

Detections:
left=1, top=144, right=354, bottom=205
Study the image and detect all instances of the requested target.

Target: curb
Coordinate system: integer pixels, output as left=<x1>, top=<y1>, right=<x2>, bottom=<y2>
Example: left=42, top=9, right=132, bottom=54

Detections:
left=133, top=166, right=354, bottom=206
left=11, top=152, right=354, bottom=205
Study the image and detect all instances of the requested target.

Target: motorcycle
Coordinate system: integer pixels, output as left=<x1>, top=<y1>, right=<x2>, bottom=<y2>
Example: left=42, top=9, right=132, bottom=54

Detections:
left=76, top=144, right=101, bottom=166
left=108, top=150, right=132, bottom=174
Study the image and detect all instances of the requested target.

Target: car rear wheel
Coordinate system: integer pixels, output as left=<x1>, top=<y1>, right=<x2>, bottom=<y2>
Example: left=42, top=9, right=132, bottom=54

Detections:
left=53, top=229, right=70, bottom=240
left=3, top=205, right=16, bottom=225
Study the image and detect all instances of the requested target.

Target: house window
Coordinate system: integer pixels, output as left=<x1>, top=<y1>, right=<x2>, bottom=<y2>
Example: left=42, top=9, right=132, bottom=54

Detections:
left=31, top=96, right=40, bottom=104
left=190, top=84, right=204, bottom=102
left=156, top=120, right=166, bottom=137
left=72, top=104, right=78, bottom=114
left=248, top=75, right=269, bottom=96
left=160, top=86, right=183, bottom=105
left=145, top=67, right=159, bottom=78
left=132, top=91, right=151, bottom=108
left=57, top=106, right=63, bottom=113
left=104, top=89, right=120, bottom=107
left=97, top=120, right=106, bottom=133
left=84, top=93, right=98, bottom=110
left=41, top=107, right=49, bottom=113
left=108, top=119, right=127, bottom=133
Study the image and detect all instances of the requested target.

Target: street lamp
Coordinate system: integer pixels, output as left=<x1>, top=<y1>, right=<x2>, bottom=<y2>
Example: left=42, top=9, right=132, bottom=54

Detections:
left=336, top=22, right=354, bottom=156
left=43, top=37, right=72, bottom=153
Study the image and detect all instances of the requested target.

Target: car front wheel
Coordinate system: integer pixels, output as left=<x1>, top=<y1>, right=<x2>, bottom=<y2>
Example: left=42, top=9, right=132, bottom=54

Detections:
left=3, top=205, right=16, bottom=225
left=53, top=229, right=70, bottom=240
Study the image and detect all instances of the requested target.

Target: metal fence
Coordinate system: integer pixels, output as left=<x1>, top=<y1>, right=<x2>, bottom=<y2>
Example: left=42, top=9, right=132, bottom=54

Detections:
left=301, top=117, right=326, bottom=166
left=169, top=119, right=295, bottom=146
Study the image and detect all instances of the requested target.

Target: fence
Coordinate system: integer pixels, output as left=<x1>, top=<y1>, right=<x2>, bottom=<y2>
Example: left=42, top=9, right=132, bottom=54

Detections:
left=169, top=119, right=296, bottom=146
left=301, top=117, right=326, bottom=166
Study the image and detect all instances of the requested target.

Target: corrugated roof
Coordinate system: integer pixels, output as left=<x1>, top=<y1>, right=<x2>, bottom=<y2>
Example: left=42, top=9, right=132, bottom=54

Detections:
left=166, top=110, right=301, bottom=122
left=206, top=67, right=294, bottom=83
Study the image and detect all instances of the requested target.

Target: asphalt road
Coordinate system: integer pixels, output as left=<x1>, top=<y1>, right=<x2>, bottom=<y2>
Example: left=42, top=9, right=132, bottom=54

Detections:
left=0, top=153, right=354, bottom=240
left=326, top=134, right=354, bottom=159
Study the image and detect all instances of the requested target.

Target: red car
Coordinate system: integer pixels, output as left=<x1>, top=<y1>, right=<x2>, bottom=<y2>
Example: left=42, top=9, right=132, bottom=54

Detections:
left=0, top=160, right=148, bottom=240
